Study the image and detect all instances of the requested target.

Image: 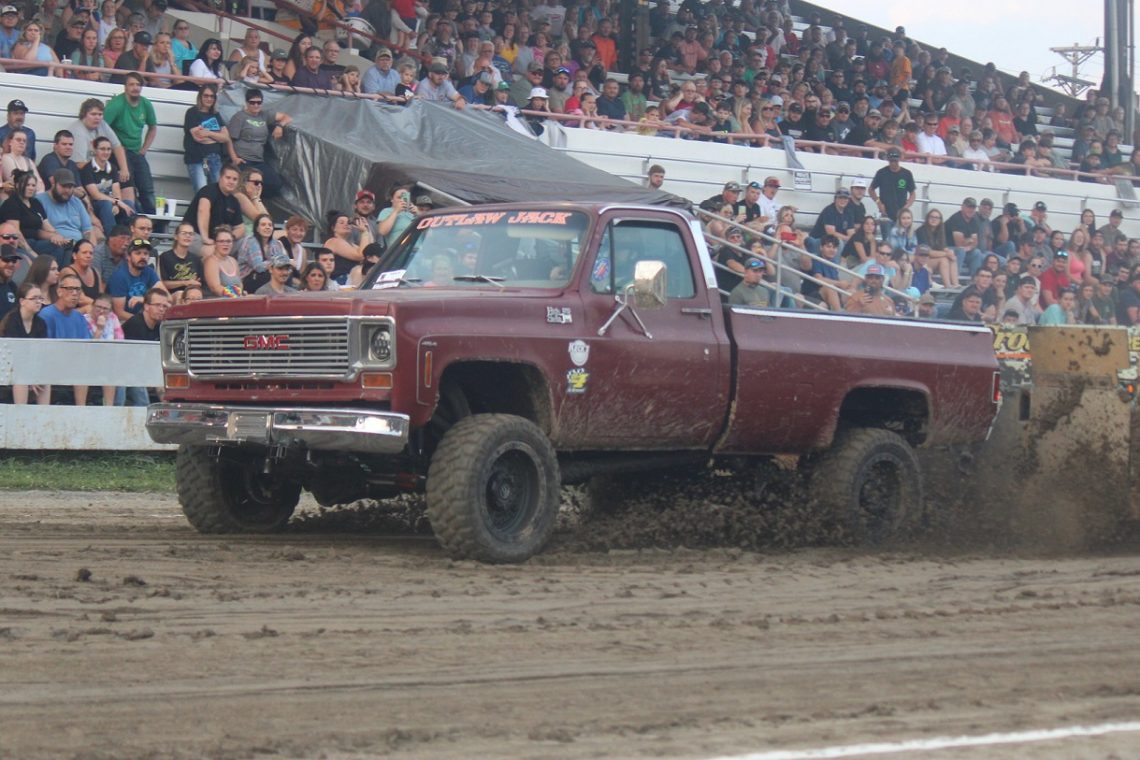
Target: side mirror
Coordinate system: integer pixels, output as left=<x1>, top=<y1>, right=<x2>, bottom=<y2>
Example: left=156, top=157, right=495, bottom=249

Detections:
left=631, top=260, right=667, bottom=309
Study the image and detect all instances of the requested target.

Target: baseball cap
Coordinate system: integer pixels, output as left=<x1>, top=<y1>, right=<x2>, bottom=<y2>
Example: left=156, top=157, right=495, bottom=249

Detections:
left=1111, top=209, right=1124, bottom=218
left=269, top=252, right=292, bottom=268
left=133, top=31, right=152, bottom=45
left=727, top=227, right=744, bottom=238
left=355, top=189, right=375, bottom=202
left=1, top=5, right=18, bottom=14
left=1055, top=250, right=1070, bottom=258
left=948, top=124, right=960, bottom=133
left=374, top=47, right=392, bottom=58
left=867, top=108, right=882, bottom=117
left=1034, top=201, right=1047, bottom=211
left=724, top=181, right=742, bottom=192
left=496, top=81, right=510, bottom=91
left=769, top=94, right=783, bottom=106
left=1004, top=202, right=1019, bottom=215
left=527, top=61, right=544, bottom=73
left=555, top=66, right=570, bottom=76
left=1, top=244, right=19, bottom=262
left=52, top=169, right=77, bottom=187
left=864, top=263, right=886, bottom=276
left=745, top=258, right=766, bottom=269
left=7, top=99, right=26, bottom=113
left=271, top=49, right=288, bottom=61
left=835, top=187, right=851, bottom=198
left=850, top=176, right=868, bottom=189
left=764, top=177, right=780, bottom=188
left=528, top=86, right=548, bottom=99
left=415, top=194, right=434, bottom=207
left=886, top=147, right=901, bottom=159
left=429, top=61, right=449, bottom=74
left=129, top=238, right=153, bottom=250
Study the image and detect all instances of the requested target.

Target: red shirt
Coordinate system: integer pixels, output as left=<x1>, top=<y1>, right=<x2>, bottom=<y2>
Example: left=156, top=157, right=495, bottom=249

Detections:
left=1038, top=267, right=1071, bottom=308
left=989, top=110, right=1016, bottom=145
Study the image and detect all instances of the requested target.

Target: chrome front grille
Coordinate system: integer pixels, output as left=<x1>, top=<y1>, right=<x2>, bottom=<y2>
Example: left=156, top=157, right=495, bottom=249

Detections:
left=186, top=318, right=352, bottom=378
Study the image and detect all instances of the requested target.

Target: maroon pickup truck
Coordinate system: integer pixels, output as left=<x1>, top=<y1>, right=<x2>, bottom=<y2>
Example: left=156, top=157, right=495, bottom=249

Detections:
left=147, top=203, right=1000, bottom=562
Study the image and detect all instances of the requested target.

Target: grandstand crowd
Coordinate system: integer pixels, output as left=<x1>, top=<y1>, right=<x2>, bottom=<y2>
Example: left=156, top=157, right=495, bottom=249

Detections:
left=0, top=0, right=1138, bottom=405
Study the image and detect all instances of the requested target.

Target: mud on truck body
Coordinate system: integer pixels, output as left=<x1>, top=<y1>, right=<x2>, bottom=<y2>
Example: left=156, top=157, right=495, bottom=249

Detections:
left=147, top=203, right=1001, bottom=562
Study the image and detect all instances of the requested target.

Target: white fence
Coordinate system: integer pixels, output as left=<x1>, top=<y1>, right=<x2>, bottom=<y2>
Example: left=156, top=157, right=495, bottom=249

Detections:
left=0, top=338, right=170, bottom=450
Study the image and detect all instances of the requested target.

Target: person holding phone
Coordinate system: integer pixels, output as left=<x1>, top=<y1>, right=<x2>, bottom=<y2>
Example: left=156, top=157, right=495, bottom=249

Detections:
left=376, top=185, right=416, bottom=247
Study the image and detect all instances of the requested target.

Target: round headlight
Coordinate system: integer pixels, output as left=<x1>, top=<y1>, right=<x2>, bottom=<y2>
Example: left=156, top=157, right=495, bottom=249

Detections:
left=370, top=329, right=391, bottom=362
left=172, top=330, right=187, bottom=363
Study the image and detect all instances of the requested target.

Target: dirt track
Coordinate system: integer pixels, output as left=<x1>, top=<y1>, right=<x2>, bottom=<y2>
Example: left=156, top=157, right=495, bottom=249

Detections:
left=2, top=491, right=1139, bottom=760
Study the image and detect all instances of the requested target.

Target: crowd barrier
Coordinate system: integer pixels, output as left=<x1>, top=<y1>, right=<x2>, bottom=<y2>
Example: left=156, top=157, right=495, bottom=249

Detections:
left=0, top=338, right=169, bottom=451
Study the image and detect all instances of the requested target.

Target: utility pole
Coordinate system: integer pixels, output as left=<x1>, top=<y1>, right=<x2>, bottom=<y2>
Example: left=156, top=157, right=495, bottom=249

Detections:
left=1103, top=0, right=1136, bottom=140
left=1046, top=41, right=1101, bottom=97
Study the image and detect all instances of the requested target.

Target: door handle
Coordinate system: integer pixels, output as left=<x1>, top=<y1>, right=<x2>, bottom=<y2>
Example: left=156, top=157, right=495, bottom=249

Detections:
left=681, top=307, right=712, bottom=318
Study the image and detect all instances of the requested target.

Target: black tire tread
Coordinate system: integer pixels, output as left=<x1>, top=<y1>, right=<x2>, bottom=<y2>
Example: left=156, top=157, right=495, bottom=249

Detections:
left=175, top=445, right=298, bottom=534
left=426, top=414, right=560, bottom=562
left=809, top=427, right=922, bottom=543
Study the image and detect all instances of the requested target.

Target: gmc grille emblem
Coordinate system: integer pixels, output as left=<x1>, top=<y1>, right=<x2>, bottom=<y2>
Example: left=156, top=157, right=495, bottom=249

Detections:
left=243, top=335, right=290, bottom=350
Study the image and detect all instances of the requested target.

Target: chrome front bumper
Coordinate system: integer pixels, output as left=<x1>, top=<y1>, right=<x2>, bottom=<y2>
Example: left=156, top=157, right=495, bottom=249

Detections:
left=146, top=403, right=410, bottom=455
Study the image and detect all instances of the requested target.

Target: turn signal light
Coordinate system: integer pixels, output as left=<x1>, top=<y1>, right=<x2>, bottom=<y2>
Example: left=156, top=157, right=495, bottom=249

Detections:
left=361, top=372, right=393, bottom=389
left=165, top=373, right=190, bottom=389
left=992, top=372, right=1002, bottom=404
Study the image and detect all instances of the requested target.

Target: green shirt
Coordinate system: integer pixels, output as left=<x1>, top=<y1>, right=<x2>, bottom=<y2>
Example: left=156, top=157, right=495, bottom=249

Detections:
left=103, top=93, right=157, bottom=152
left=620, top=91, right=648, bottom=121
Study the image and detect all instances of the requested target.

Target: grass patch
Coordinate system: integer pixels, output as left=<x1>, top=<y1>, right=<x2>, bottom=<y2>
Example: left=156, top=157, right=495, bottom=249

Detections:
left=0, top=451, right=176, bottom=492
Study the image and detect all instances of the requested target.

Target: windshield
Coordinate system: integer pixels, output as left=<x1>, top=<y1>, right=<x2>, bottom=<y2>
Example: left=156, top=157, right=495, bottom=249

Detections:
left=368, top=210, right=589, bottom=290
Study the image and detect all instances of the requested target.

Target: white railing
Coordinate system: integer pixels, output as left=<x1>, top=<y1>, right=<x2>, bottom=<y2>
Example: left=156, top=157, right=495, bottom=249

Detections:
left=0, top=338, right=169, bottom=450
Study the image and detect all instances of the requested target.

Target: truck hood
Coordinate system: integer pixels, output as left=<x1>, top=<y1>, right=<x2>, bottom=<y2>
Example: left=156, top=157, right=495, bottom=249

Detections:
left=168, top=287, right=563, bottom=320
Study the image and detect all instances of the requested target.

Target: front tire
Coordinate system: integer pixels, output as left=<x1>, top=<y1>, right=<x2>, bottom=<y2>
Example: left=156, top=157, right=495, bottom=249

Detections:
left=176, top=445, right=301, bottom=533
left=426, top=414, right=560, bottom=562
left=808, top=428, right=923, bottom=544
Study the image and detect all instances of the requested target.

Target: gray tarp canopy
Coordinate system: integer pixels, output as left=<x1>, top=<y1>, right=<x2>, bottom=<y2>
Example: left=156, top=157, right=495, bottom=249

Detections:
left=217, top=85, right=685, bottom=227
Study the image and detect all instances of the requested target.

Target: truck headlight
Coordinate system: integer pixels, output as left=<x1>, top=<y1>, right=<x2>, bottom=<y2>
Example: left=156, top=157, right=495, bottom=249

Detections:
left=359, top=321, right=395, bottom=369
left=172, top=329, right=187, bottom=363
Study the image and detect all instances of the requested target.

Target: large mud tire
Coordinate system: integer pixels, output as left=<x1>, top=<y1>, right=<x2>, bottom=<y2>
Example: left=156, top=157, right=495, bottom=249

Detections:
left=176, top=445, right=301, bottom=533
left=808, top=428, right=923, bottom=544
left=426, top=414, right=560, bottom=563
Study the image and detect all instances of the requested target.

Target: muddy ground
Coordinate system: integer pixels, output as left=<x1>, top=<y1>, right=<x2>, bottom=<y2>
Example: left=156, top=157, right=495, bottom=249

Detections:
left=1, top=490, right=1139, bottom=760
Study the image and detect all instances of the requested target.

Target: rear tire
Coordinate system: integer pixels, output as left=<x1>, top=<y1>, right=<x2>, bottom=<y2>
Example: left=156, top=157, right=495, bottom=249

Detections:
left=808, top=428, right=923, bottom=544
left=176, top=445, right=301, bottom=533
left=426, top=414, right=560, bottom=562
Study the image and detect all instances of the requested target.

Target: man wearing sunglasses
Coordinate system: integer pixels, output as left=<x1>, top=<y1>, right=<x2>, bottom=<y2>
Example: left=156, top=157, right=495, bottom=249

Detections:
left=225, top=88, right=292, bottom=198
left=0, top=243, right=19, bottom=320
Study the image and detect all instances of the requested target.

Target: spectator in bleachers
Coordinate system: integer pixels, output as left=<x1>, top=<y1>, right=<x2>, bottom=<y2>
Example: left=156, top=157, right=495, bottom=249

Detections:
left=300, top=260, right=328, bottom=292
left=71, top=28, right=104, bottom=82
left=363, top=47, right=399, bottom=95
left=728, top=258, right=769, bottom=307
left=0, top=100, right=36, bottom=161
left=283, top=33, right=311, bottom=82
left=845, top=215, right=878, bottom=266
left=324, top=209, right=373, bottom=285
left=92, top=223, right=129, bottom=283
left=809, top=188, right=856, bottom=253
left=158, top=222, right=202, bottom=300
left=914, top=208, right=959, bottom=287
left=0, top=281, right=50, bottom=404
left=0, top=241, right=15, bottom=316
left=266, top=49, right=289, bottom=85
left=108, top=236, right=159, bottom=321
left=102, top=26, right=126, bottom=68
left=40, top=270, right=90, bottom=402
left=869, top=147, right=915, bottom=223
left=228, top=27, right=266, bottom=73
left=1101, top=130, right=1125, bottom=169
left=255, top=253, right=296, bottom=297
left=36, top=168, right=96, bottom=253
left=1, top=170, right=72, bottom=263
left=202, top=225, right=241, bottom=297
left=844, top=263, right=894, bottom=316
left=291, top=45, right=334, bottom=89
left=945, top=197, right=987, bottom=276
left=11, top=18, right=61, bottom=76
left=189, top=37, right=228, bottom=80
left=104, top=72, right=157, bottom=216
left=227, top=91, right=291, bottom=199
left=184, top=163, right=244, bottom=257
left=170, top=19, right=196, bottom=73
left=60, top=238, right=101, bottom=312
left=182, top=84, right=231, bottom=193
left=81, top=136, right=133, bottom=234
left=237, top=213, right=287, bottom=292
left=2, top=129, right=44, bottom=195
left=54, top=16, right=86, bottom=63
left=110, top=31, right=154, bottom=84
left=0, top=5, right=20, bottom=58
left=1040, top=285, right=1077, bottom=325
left=458, top=71, right=496, bottom=105
left=1039, top=250, right=1072, bottom=308
left=418, top=60, right=467, bottom=108
left=275, top=214, right=310, bottom=270
left=1099, top=209, right=1126, bottom=249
